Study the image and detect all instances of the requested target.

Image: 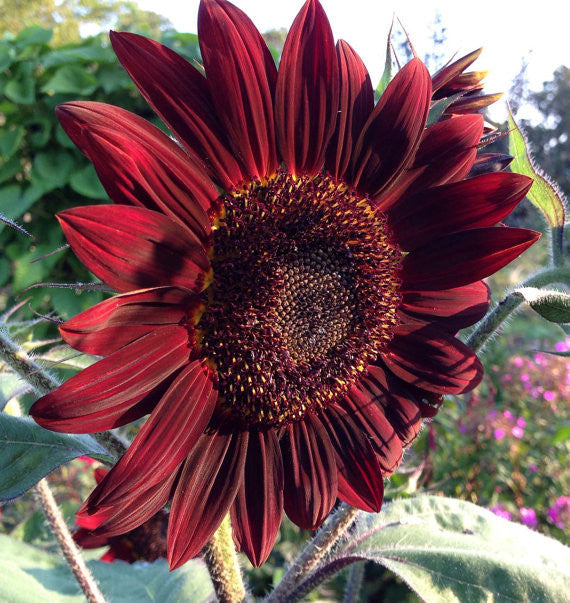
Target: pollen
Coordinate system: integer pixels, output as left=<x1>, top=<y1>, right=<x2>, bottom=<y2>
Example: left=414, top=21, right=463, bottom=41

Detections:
left=198, top=170, right=402, bottom=427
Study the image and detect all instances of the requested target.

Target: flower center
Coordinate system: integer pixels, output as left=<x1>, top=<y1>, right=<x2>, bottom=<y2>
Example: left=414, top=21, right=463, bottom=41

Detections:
left=198, top=170, right=402, bottom=428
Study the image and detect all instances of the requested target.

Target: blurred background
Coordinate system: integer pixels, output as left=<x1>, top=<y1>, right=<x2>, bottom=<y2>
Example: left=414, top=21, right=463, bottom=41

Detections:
left=1, top=0, right=568, bottom=600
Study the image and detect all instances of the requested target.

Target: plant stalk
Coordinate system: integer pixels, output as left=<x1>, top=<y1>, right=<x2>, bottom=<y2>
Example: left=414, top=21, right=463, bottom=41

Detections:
left=35, top=478, right=106, bottom=603
left=202, top=515, right=246, bottom=603
left=266, top=503, right=359, bottom=602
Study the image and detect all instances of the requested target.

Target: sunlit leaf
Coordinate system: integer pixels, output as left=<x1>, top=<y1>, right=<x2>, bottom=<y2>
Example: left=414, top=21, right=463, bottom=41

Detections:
left=375, top=23, right=393, bottom=97
left=41, top=65, right=98, bottom=95
left=0, top=414, right=114, bottom=502
left=508, top=107, right=566, bottom=259
left=331, top=496, right=570, bottom=602
left=552, top=425, right=570, bottom=444
left=515, top=287, right=570, bottom=324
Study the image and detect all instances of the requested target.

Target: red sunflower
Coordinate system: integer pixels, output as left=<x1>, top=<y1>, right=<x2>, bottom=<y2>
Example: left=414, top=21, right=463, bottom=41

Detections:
left=74, top=468, right=168, bottom=563
left=31, top=0, right=539, bottom=568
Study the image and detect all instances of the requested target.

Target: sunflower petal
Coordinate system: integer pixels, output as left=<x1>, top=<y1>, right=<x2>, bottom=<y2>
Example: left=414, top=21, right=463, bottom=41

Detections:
left=401, top=227, right=541, bottom=290
left=58, top=205, right=210, bottom=293
left=30, top=325, right=189, bottom=433
left=382, top=323, right=484, bottom=394
left=56, top=102, right=218, bottom=216
left=230, top=429, right=283, bottom=567
left=280, top=414, right=338, bottom=529
left=349, top=58, right=431, bottom=197
left=275, top=0, right=339, bottom=175
left=60, top=286, right=198, bottom=356
left=389, top=172, right=533, bottom=250
left=110, top=31, right=245, bottom=189
left=321, top=406, right=384, bottom=512
left=199, top=0, right=277, bottom=180
left=167, top=429, right=249, bottom=570
left=325, top=40, right=373, bottom=180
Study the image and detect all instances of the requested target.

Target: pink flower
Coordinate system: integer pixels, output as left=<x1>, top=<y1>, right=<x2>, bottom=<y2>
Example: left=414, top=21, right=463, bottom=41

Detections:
left=520, top=373, right=530, bottom=383
left=529, top=464, right=538, bottom=473
left=520, top=507, right=538, bottom=529
left=503, top=410, right=514, bottom=420
left=490, top=504, right=512, bottom=521
left=544, top=390, right=556, bottom=402
left=511, top=426, right=524, bottom=438
left=547, top=496, right=570, bottom=530
left=513, top=357, right=524, bottom=367
left=516, top=417, right=526, bottom=428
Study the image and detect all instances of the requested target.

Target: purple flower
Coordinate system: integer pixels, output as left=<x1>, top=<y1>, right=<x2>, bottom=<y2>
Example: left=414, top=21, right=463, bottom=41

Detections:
left=494, top=428, right=506, bottom=441
left=529, top=464, right=538, bottom=473
left=490, top=504, right=512, bottom=521
left=520, top=507, right=538, bottom=529
left=547, top=496, right=570, bottom=530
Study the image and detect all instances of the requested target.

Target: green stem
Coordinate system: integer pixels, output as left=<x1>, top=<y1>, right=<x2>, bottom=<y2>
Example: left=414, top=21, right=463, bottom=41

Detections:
left=266, top=504, right=359, bottom=602
left=551, top=225, right=566, bottom=269
left=465, top=265, right=570, bottom=353
left=202, top=515, right=246, bottom=603
left=343, top=561, right=366, bottom=603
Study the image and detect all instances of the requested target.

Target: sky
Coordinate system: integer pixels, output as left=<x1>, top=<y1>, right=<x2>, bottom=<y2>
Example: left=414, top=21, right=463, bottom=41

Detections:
left=135, top=0, right=569, bottom=122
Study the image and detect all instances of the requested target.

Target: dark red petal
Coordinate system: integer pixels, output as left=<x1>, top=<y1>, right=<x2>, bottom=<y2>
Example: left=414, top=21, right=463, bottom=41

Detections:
left=400, top=281, right=490, bottom=332
left=343, top=385, right=402, bottom=475
left=401, top=227, right=541, bottom=290
left=446, top=92, right=503, bottom=115
left=81, top=361, right=216, bottom=514
left=375, top=114, right=484, bottom=210
left=199, top=0, right=277, bottom=180
left=280, top=414, right=337, bottom=530
left=389, top=172, right=533, bottom=250
left=349, top=58, right=431, bottom=197
left=110, top=32, right=245, bottom=189
left=81, top=126, right=213, bottom=247
left=30, top=325, right=189, bottom=433
left=60, top=286, right=197, bottom=356
left=58, top=205, right=210, bottom=294
left=320, top=406, right=384, bottom=513
left=382, top=323, right=483, bottom=395
left=93, top=468, right=108, bottom=483
left=73, top=528, right=110, bottom=550
left=469, top=153, right=513, bottom=177
left=431, top=48, right=482, bottom=94
left=354, top=365, right=424, bottom=445
left=56, top=102, right=219, bottom=216
left=325, top=40, right=373, bottom=180
left=275, top=0, right=339, bottom=175
left=167, top=428, right=249, bottom=570
left=230, top=429, right=283, bottom=567
left=77, top=472, right=176, bottom=535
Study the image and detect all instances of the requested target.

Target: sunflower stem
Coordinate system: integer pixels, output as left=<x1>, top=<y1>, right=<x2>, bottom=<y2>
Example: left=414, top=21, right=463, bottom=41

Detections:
left=34, top=478, right=106, bottom=603
left=266, top=503, right=359, bottom=602
left=343, top=560, right=366, bottom=603
left=465, top=265, right=570, bottom=353
left=0, top=327, right=126, bottom=457
left=202, top=514, right=246, bottom=603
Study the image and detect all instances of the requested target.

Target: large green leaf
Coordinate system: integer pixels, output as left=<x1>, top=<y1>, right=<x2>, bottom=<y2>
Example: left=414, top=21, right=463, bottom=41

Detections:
left=41, top=65, right=98, bottom=95
left=0, top=413, right=114, bottom=502
left=69, top=164, right=108, bottom=199
left=4, top=76, right=35, bottom=104
left=336, top=496, right=570, bottom=602
left=0, top=126, right=24, bottom=159
left=0, top=534, right=213, bottom=602
left=514, top=287, right=570, bottom=325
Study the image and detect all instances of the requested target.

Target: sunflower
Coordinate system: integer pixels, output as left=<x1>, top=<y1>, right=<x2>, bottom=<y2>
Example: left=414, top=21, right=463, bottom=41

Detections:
left=31, top=0, right=539, bottom=568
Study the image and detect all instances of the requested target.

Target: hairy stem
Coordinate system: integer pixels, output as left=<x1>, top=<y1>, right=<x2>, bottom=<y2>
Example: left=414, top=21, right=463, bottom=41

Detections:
left=35, top=479, right=105, bottom=602
left=266, top=504, right=359, bottom=602
left=466, top=265, right=570, bottom=353
left=0, top=328, right=126, bottom=456
left=343, top=561, right=366, bottom=603
left=202, top=515, right=246, bottom=603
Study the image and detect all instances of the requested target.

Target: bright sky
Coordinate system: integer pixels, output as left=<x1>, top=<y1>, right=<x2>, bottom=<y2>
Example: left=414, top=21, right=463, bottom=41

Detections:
left=135, top=0, right=570, bottom=121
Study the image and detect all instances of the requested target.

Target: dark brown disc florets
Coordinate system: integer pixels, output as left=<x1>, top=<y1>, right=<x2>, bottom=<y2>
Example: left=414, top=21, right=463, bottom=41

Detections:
left=198, top=170, right=402, bottom=427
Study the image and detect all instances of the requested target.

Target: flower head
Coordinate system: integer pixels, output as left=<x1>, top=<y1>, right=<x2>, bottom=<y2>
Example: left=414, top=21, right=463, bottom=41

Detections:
left=520, top=507, right=538, bottom=529
left=30, top=0, right=539, bottom=568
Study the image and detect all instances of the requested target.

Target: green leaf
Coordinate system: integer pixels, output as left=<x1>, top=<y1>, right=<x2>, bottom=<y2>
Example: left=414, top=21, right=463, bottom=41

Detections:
left=426, top=92, right=464, bottom=127
left=0, top=184, right=29, bottom=234
left=69, top=164, right=108, bottom=199
left=0, top=156, right=22, bottom=184
left=41, top=65, right=98, bottom=95
left=37, top=345, right=97, bottom=372
left=4, top=77, right=35, bottom=104
left=375, top=24, right=393, bottom=97
left=0, top=534, right=213, bottom=602
left=0, top=413, right=114, bottom=501
left=42, top=44, right=111, bottom=68
left=15, top=27, right=53, bottom=47
left=24, top=116, right=52, bottom=148
left=0, top=42, right=13, bottom=71
left=31, top=150, right=75, bottom=191
left=338, top=496, right=570, bottom=602
left=552, top=424, right=570, bottom=445
left=508, top=107, right=566, bottom=236
left=515, top=287, right=570, bottom=324
left=0, top=126, right=24, bottom=159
